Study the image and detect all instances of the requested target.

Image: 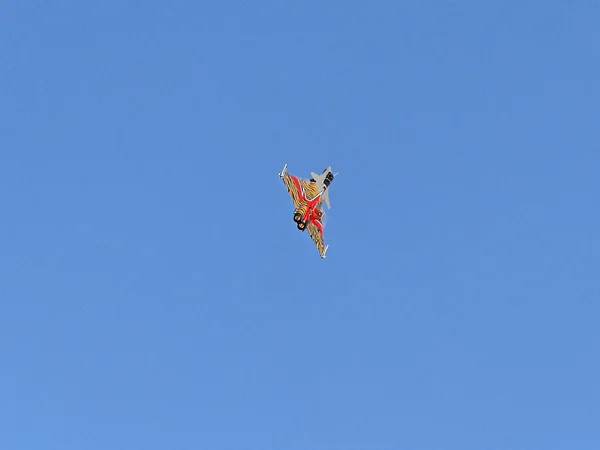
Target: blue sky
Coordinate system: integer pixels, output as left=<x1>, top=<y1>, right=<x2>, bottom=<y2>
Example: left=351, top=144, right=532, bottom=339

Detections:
left=1, top=1, right=599, bottom=449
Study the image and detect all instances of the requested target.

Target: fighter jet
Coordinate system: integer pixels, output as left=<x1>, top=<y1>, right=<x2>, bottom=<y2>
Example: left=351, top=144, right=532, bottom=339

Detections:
left=278, top=164, right=337, bottom=258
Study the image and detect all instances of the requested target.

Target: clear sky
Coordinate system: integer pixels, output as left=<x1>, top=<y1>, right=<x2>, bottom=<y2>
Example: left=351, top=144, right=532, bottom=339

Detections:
left=2, top=1, right=599, bottom=449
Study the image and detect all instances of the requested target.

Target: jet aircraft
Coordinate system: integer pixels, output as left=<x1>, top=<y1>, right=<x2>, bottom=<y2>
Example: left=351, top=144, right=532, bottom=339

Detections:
left=278, top=164, right=337, bottom=258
